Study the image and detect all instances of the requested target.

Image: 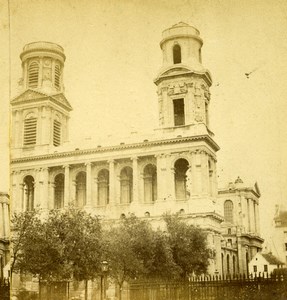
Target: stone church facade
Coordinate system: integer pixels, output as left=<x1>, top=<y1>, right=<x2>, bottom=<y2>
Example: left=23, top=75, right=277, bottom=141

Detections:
left=10, top=22, right=263, bottom=277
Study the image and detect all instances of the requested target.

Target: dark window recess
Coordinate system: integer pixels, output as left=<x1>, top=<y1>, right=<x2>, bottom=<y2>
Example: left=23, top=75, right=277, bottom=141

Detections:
left=53, top=120, right=61, bottom=147
left=264, top=265, right=268, bottom=272
left=173, top=45, right=181, bottom=64
left=253, top=265, right=257, bottom=272
left=173, top=98, right=185, bottom=126
left=24, top=118, right=37, bottom=146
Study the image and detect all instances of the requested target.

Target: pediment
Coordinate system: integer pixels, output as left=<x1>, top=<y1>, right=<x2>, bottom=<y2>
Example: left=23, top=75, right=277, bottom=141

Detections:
left=11, top=89, right=72, bottom=111
left=11, top=89, right=49, bottom=104
left=51, top=94, right=73, bottom=111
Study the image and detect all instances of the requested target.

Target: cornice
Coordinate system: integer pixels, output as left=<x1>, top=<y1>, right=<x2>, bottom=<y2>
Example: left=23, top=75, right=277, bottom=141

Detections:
left=11, top=135, right=220, bottom=164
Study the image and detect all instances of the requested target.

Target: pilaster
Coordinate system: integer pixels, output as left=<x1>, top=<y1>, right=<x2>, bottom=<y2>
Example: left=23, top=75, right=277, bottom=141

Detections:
left=108, top=160, right=115, bottom=205
left=85, top=162, right=92, bottom=207
left=64, top=165, right=70, bottom=207
left=131, top=157, right=139, bottom=204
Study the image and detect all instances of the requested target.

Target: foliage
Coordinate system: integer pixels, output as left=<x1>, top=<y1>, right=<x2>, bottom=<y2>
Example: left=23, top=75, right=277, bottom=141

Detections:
left=10, top=210, right=42, bottom=276
left=11, top=207, right=102, bottom=282
left=164, top=213, right=212, bottom=277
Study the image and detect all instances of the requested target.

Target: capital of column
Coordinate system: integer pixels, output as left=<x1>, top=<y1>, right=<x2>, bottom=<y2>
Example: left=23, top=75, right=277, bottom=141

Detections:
left=63, top=164, right=70, bottom=169
left=131, top=156, right=138, bottom=162
left=85, top=161, right=92, bottom=167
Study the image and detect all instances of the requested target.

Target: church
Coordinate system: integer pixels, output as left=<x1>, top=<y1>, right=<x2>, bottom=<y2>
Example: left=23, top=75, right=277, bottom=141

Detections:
left=10, top=22, right=263, bottom=277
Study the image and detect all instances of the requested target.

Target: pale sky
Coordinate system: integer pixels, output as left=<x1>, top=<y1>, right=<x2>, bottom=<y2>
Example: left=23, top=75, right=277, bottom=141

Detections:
left=1, top=0, right=287, bottom=243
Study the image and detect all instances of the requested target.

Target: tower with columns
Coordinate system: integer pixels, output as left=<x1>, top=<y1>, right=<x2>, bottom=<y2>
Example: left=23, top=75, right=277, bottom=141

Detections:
left=11, top=42, right=72, bottom=157
left=10, top=23, right=263, bottom=278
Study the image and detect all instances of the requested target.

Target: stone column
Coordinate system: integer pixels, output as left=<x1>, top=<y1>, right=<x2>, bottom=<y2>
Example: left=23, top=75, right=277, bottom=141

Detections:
left=132, top=157, right=139, bottom=203
left=201, top=151, right=209, bottom=195
left=38, top=57, right=43, bottom=88
left=41, top=167, right=49, bottom=210
left=0, top=203, right=4, bottom=238
left=85, top=162, right=92, bottom=207
left=48, top=181, right=55, bottom=209
left=247, top=199, right=252, bottom=232
left=155, top=154, right=165, bottom=201
left=195, top=151, right=202, bottom=196
left=23, top=60, right=28, bottom=88
left=64, top=165, right=70, bottom=207
left=20, top=183, right=25, bottom=212
left=255, top=203, right=260, bottom=234
left=109, top=160, right=115, bottom=205
left=93, top=178, right=98, bottom=206
left=3, top=202, right=9, bottom=238
left=166, top=154, right=175, bottom=200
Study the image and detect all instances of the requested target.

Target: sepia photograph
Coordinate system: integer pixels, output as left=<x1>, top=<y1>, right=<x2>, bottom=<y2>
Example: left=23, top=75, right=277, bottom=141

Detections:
left=0, top=0, right=287, bottom=299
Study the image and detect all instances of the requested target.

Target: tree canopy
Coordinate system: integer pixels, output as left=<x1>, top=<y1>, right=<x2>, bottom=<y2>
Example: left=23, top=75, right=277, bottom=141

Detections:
left=11, top=210, right=212, bottom=291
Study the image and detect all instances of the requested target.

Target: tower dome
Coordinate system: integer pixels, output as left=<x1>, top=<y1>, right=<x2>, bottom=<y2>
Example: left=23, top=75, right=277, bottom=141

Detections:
left=159, top=22, right=204, bottom=72
left=20, top=42, right=66, bottom=93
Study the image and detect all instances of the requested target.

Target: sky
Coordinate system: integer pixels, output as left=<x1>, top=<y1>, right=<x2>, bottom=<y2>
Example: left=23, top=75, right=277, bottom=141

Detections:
left=0, top=0, right=287, bottom=244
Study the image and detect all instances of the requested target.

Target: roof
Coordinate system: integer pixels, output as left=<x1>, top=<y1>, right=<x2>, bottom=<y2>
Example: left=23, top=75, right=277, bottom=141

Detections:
left=262, top=253, right=284, bottom=266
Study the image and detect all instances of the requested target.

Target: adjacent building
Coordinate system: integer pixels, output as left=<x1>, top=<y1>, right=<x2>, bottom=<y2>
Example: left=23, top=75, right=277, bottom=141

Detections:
left=0, top=192, right=10, bottom=279
left=10, top=22, right=264, bottom=278
left=249, top=252, right=285, bottom=277
left=272, top=205, right=287, bottom=266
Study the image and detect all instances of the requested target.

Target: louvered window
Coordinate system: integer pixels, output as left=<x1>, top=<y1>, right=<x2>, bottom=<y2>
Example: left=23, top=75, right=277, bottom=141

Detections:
left=53, top=120, right=61, bottom=146
left=28, top=62, right=39, bottom=88
left=55, top=64, right=60, bottom=89
left=23, top=118, right=37, bottom=146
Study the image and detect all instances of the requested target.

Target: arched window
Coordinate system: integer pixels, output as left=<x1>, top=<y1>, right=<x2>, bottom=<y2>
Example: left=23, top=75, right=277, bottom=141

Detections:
left=174, top=158, right=189, bottom=200
left=75, top=172, right=86, bottom=207
left=23, top=175, right=34, bottom=211
left=98, top=169, right=109, bottom=206
left=54, top=173, right=64, bottom=209
left=54, top=64, right=61, bottom=90
left=120, top=167, right=133, bottom=204
left=23, top=115, right=37, bottom=146
left=224, top=200, right=234, bottom=223
left=53, top=119, right=61, bottom=147
left=143, top=164, right=157, bottom=203
left=28, top=61, right=39, bottom=88
left=173, top=44, right=181, bottom=64
left=227, top=254, right=230, bottom=274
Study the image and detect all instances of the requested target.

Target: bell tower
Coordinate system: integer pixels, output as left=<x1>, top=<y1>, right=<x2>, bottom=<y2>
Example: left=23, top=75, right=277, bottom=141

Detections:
left=11, top=42, right=72, bottom=157
left=154, top=22, right=212, bottom=134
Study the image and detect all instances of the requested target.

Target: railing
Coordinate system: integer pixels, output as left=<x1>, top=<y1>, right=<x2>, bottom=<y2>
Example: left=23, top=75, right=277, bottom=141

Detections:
left=126, top=274, right=287, bottom=300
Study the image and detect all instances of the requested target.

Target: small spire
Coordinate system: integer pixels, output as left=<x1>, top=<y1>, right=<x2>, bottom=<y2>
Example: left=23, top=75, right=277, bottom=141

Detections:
left=235, top=176, right=243, bottom=184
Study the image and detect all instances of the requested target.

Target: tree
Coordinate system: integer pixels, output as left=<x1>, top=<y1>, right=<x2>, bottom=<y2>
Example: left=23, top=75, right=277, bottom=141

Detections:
left=10, top=209, right=42, bottom=283
left=103, top=214, right=181, bottom=300
left=11, top=207, right=103, bottom=300
left=164, top=214, right=213, bottom=277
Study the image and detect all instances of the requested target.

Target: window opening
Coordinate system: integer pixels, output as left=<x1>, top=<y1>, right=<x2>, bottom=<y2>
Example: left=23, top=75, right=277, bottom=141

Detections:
left=143, top=164, right=157, bottom=203
left=23, top=176, right=34, bottom=211
left=28, top=62, right=39, bottom=88
left=224, top=200, right=234, bottom=223
left=120, top=167, right=133, bottom=204
left=173, top=44, right=181, bottom=64
left=54, top=173, right=64, bottom=209
left=53, top=120, right=61, bottom=147
left=24, top=117, right=37, bottom=146
left=174, top=158, right=189, bottom=199
left=98, top=169, right=109, bottom=206
left=173, top=98, right=185, bottom=126
left=55, top=64, right=60, bottom=89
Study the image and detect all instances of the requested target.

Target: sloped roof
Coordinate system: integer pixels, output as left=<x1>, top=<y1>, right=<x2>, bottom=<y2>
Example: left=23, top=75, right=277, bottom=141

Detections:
left=262, top=253, right=284, bottom=265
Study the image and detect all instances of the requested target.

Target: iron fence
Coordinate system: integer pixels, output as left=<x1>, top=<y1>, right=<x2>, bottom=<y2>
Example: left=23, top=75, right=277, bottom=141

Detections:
left=127, top=274, right=287, bottom=300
